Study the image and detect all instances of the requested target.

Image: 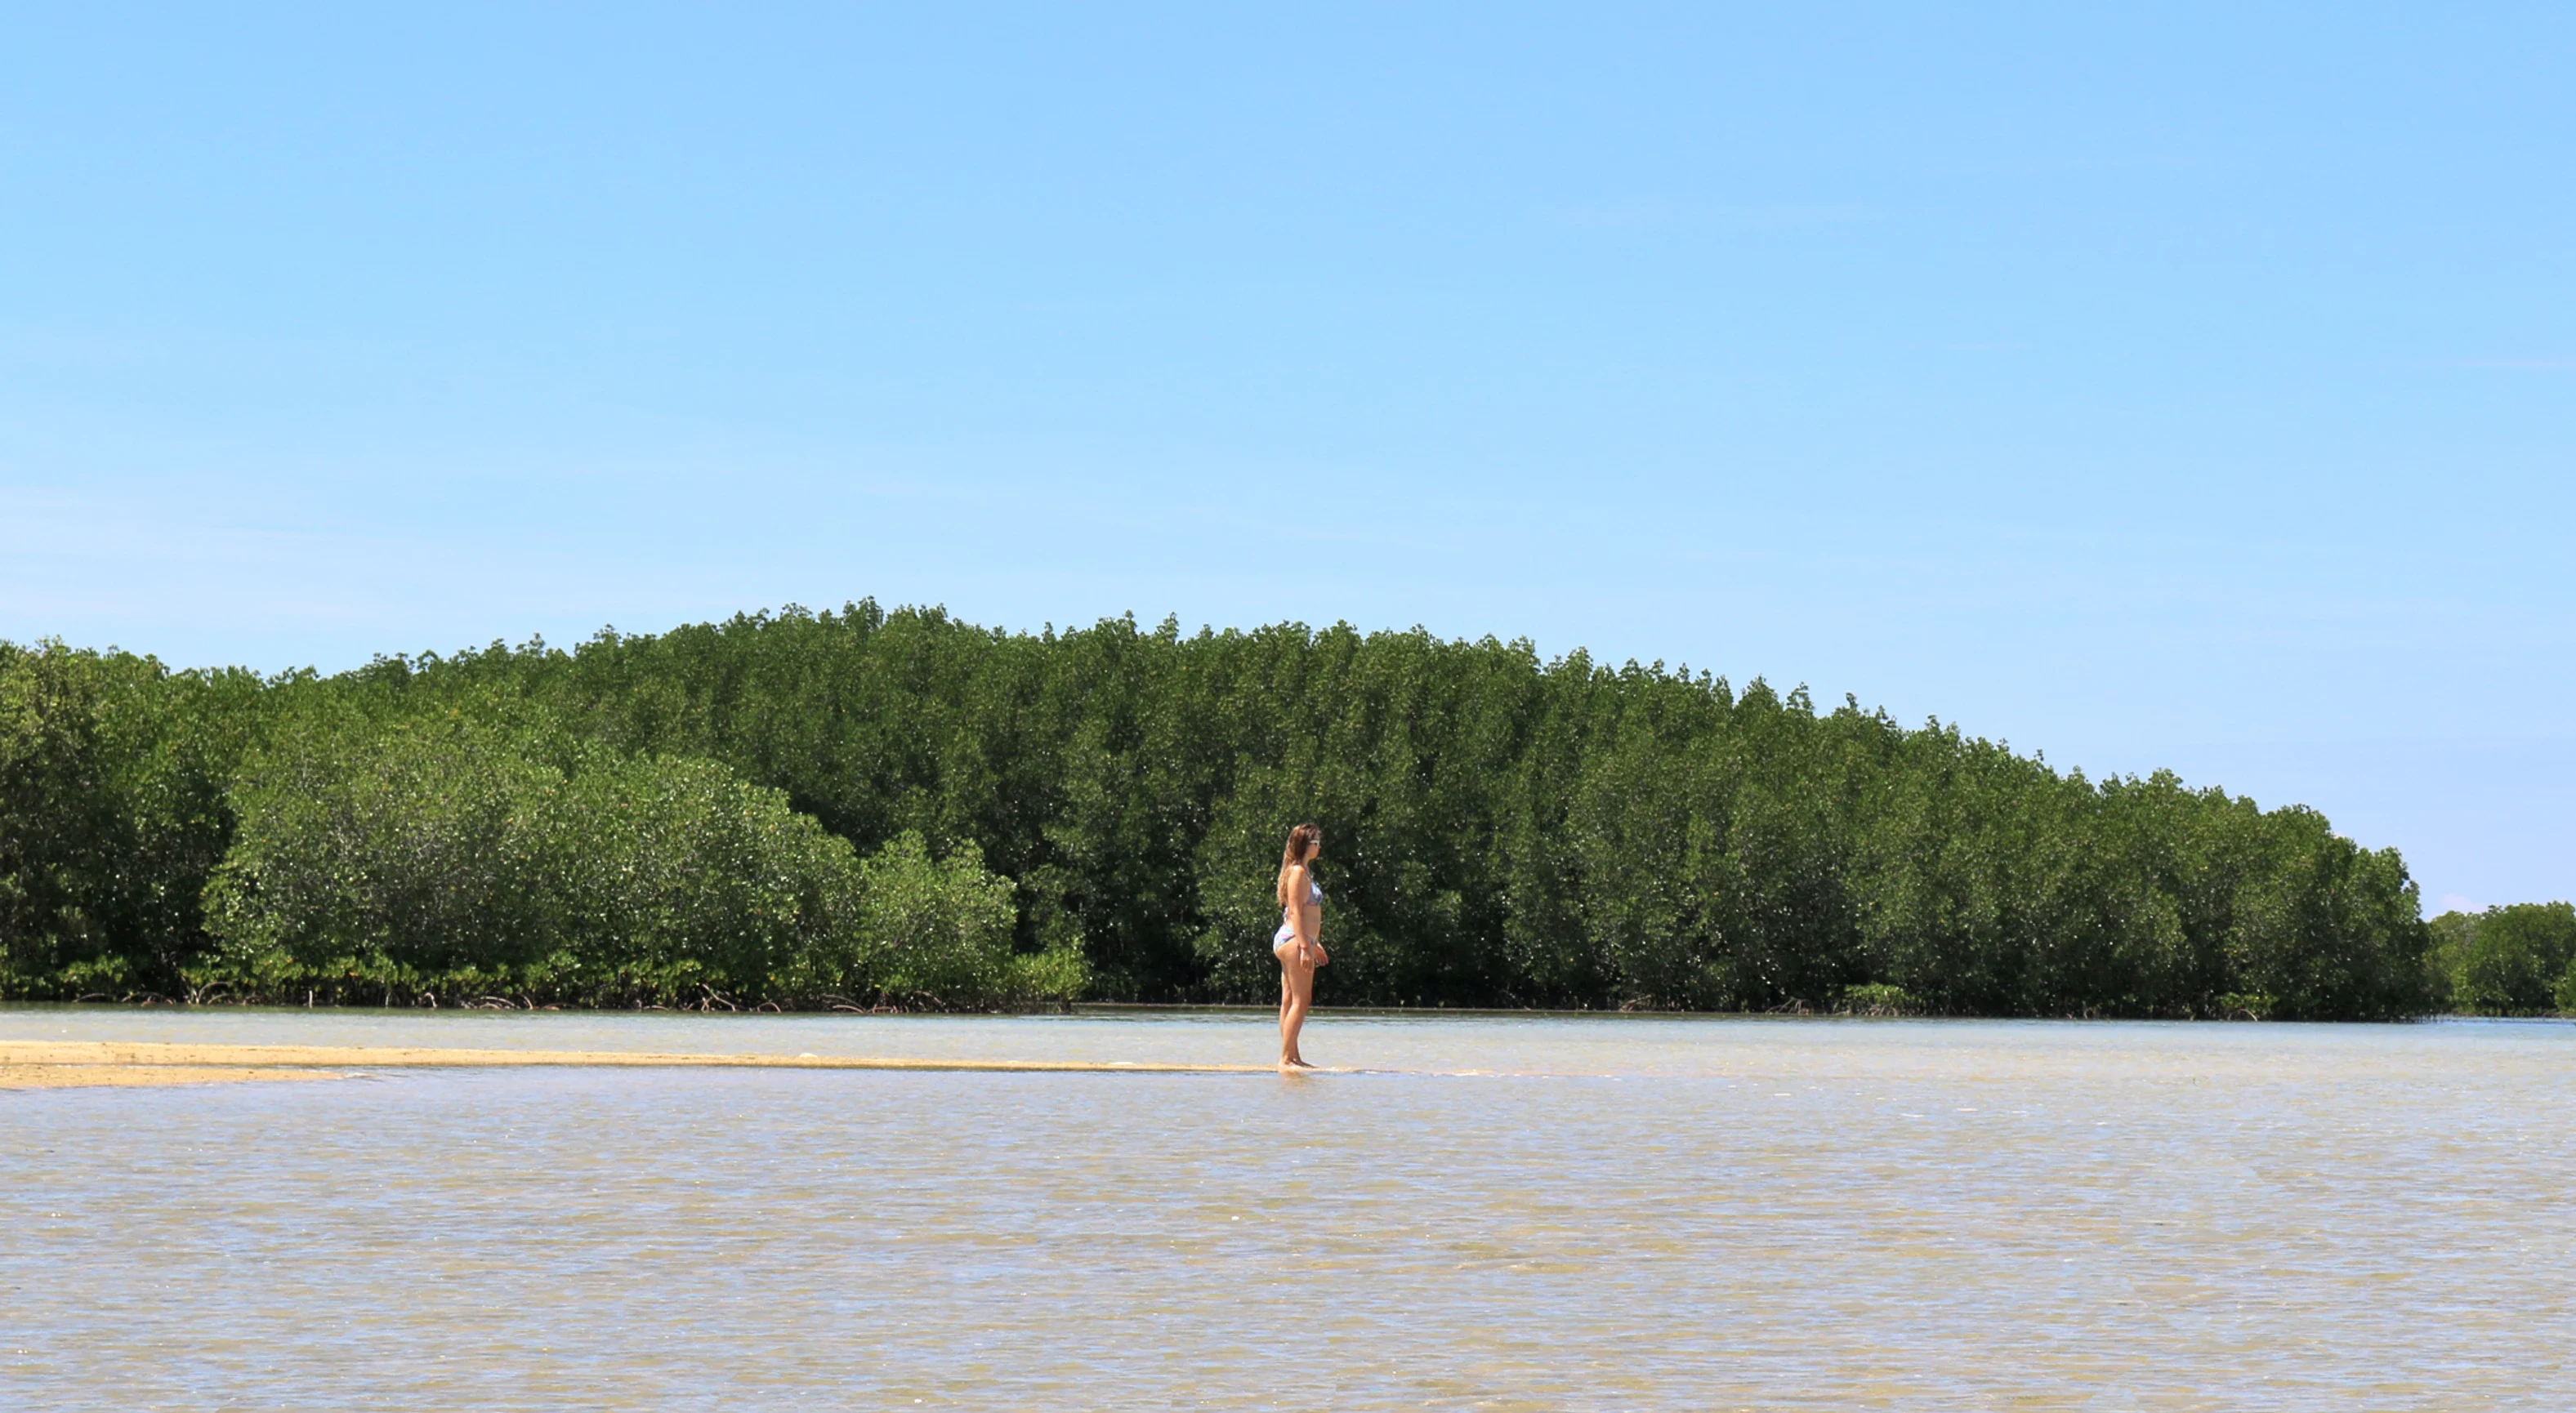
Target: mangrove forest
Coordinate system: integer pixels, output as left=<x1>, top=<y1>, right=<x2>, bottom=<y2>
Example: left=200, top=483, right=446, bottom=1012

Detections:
left=0, top=601, right=2454, bottom=1019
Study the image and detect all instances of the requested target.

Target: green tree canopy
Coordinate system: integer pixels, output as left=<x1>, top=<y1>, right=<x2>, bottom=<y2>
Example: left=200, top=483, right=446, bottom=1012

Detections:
left=1, top=605, right=2443, bottom=1017
left=2429, top=903, right=2576, bottom=1016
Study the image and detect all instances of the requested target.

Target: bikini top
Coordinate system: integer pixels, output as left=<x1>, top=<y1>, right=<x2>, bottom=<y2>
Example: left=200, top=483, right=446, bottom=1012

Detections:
left=1284, top=875, right=1322, bottom=913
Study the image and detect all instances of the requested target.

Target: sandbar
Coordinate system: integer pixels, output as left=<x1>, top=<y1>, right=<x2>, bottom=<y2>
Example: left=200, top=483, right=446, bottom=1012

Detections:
left=0, top=1062, right=346, bottom=1090
left=0, top=1040, right=1279, bottom=1090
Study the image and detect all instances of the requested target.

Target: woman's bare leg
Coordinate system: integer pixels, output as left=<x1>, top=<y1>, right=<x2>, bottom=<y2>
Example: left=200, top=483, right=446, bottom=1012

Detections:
left=1279, top=960, right=1315, bottom=1068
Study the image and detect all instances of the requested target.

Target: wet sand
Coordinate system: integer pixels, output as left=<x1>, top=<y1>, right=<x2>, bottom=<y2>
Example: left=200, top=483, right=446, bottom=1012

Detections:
left=0, top=1062, right=346, bottom=1090
left=0, top=1040, right=1279, bottom=1090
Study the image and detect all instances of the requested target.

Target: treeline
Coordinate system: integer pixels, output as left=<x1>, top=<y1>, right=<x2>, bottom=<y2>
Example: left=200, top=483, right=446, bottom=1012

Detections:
left=0, top=635, right=1074, bottom=1010
left=2, top=601, right=2440, bottom=1017
left=2426, top=904, right=2576, bottom=1015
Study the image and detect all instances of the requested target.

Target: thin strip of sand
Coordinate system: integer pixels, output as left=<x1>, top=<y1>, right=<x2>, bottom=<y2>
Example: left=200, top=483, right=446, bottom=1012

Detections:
left=2, top=1063, right=346, bottom=1091
left=0, top=1040, right=1279, bottom=1090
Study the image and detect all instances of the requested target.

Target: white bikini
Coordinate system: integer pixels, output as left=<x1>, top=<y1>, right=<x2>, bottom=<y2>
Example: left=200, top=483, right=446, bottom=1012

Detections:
left=1275, top=876, right=1322, bottom=952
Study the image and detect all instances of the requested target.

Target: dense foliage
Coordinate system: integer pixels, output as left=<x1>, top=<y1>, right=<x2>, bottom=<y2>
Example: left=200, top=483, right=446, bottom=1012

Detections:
left=2426, top=903, right=2576, bottom=1015
left=0, top=642, right=257, bottom=998
left=2, top=604, right=2445, bottom=1016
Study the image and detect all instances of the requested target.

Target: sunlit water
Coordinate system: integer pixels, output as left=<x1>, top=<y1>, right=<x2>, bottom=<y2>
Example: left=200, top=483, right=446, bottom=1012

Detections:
left=5, top=1008, right=2570, bottom=1411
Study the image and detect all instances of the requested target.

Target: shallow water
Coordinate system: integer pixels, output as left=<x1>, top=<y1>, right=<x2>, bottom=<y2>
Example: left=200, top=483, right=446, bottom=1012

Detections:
left=5, top=1010, right=2571, bottom=1410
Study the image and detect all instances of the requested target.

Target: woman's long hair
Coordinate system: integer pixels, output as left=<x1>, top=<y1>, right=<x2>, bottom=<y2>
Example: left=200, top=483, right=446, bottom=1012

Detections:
left=1276, top=822, right=1321, bottom=907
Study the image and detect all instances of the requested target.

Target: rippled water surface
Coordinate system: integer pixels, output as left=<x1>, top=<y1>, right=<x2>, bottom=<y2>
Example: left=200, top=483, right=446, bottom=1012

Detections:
left=6, top=1008, right=2571, bottom=1410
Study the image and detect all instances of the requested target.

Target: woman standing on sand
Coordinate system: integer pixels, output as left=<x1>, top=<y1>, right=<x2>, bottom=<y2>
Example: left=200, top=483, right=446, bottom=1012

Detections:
left=1274, top=822, right=1329, bottom=1069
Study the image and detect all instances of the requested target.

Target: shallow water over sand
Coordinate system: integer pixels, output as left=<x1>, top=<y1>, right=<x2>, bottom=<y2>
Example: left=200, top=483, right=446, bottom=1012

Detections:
left=6, top=1009, right=2571, bottom=1410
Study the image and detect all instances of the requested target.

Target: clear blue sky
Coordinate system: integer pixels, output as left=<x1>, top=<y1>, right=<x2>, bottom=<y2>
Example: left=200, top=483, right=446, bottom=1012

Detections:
left=4, top=3, right=2569, bottom=911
